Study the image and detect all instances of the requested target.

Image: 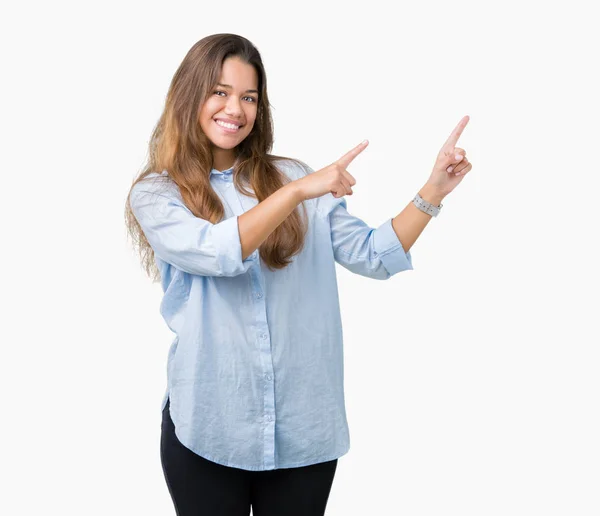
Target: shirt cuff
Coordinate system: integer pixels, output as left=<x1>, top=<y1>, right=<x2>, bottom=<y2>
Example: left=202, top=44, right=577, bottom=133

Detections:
left=212, top=215, right=258, bottom=275
left=372, top=218, right=413, bottom=275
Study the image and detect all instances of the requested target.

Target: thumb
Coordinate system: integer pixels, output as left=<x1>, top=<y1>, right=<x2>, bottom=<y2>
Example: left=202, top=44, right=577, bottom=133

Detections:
left=450, top=152, right=464, bottom=164
left=445, top=151, right=465, bottom=173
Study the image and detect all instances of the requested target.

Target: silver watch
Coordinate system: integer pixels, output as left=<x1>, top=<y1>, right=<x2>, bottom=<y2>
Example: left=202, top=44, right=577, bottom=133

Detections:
left=412, top=192, right=443, bottom=217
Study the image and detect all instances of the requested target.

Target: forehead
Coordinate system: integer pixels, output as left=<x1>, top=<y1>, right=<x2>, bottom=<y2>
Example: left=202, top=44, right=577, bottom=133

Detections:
left=219, top=56, right=258, bottom=89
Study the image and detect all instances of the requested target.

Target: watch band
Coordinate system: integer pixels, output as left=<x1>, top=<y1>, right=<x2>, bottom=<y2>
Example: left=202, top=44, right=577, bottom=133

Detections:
left=412, top=192, right=443, bottom=217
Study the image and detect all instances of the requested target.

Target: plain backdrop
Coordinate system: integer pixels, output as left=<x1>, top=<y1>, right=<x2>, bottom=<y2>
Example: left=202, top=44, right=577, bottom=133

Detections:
left=2, top=0, right=599, bottom=515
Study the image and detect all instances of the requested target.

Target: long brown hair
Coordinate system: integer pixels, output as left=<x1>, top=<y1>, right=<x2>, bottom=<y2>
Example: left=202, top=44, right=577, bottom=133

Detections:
left=125, top=34, right=309, bottom=282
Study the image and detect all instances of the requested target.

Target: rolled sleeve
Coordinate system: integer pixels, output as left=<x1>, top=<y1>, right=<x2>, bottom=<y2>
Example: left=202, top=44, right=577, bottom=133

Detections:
left=372, top=218, right=413, bottom=275
left=130, top=185, right=256, bottom=277
left=327, top=198, right=413, bottom=280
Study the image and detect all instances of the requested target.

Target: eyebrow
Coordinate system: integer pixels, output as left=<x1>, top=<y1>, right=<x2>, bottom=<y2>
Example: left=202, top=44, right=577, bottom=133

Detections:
left=217, top=83, right=259, bottom=94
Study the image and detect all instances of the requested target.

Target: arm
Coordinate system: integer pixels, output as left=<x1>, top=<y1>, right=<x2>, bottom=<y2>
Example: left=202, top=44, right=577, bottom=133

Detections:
left=289, top=159, right=412, bottom=281
left=392, top=114, right=474, bottom=252
left=130, top=178, right=303, bottom=277
left=325, top=196, right=413, bottom=280
left=238, top=182, right=303, bottom=260
left=391, top=183, right=445, bottom=254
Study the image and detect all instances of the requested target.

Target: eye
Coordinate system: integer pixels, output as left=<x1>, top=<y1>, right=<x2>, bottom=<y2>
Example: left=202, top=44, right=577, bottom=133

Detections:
left=213, top=90, right=258, bottom=103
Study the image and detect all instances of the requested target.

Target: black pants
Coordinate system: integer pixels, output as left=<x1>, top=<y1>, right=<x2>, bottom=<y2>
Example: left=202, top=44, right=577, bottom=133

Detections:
left=160, top=397, right=338, bottom=516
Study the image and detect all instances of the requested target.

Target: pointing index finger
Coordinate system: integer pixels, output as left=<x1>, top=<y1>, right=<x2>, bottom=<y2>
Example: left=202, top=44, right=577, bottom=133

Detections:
left=443, top=115, right=470, bottom=149
left=336, top=140, right=369, bottom=169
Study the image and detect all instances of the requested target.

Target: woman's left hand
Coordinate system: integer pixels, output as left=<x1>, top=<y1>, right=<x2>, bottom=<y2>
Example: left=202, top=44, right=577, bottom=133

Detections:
left=425, top=115, right=473, bottom=199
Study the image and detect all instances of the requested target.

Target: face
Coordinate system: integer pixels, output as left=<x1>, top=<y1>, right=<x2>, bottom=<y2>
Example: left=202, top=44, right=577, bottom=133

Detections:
left=199, top=56, right=259, bottom=170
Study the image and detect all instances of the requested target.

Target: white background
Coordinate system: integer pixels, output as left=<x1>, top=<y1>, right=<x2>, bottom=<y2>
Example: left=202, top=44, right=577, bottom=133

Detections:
left=2, top=0, right=599, bottom=514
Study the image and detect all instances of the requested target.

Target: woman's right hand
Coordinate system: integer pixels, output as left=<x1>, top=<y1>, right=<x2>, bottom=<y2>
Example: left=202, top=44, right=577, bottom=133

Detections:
left=293, top=140, right=369, bottom=201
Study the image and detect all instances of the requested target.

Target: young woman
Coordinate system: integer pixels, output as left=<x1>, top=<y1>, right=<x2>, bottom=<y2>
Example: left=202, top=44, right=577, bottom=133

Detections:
left=125, top=33, right=472, bottom=516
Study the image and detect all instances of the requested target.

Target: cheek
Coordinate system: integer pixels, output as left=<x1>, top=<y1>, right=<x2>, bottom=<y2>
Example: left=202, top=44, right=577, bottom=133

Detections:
left=198, top=114, right=211, bottom=134
left=199, top=104, right=218, bottom=133
left=245, top=107, right=258, bottom=126
left=199, top=98, right=219, bottom=120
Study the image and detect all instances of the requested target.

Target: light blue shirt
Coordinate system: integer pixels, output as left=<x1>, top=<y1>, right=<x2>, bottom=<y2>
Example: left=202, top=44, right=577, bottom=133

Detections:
left=130, top=159, right=413, bottom=471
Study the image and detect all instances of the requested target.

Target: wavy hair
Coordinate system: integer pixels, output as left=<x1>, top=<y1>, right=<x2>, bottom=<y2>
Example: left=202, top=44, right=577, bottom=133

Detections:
left=125, top=33, right=309, bottom=282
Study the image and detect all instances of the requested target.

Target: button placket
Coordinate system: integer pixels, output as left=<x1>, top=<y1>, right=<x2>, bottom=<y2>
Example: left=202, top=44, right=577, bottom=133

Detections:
left=245, top=230, right=276, bottom=469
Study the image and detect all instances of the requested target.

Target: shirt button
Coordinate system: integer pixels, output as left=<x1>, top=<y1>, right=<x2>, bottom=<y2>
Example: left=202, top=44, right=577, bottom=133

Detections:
left=256, top=292, right=263, bottom=299
left=261, top=333, right=267, bottom=339
left=266, top=415, right=273, bottom=421
left=265, top=374, right=272, bottom=381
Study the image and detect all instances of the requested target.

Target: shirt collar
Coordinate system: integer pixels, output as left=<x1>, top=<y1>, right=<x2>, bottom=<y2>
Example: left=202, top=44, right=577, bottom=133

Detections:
left=210, top=164, right=235, bottom=176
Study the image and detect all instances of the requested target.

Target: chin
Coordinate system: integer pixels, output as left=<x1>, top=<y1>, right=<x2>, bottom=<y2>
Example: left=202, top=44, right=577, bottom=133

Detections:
left=213, top=136, right=244, bottom=148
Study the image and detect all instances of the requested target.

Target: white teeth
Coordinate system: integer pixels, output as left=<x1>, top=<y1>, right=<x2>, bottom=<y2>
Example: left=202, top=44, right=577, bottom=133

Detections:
left=215, top=120, right=240, bottom=130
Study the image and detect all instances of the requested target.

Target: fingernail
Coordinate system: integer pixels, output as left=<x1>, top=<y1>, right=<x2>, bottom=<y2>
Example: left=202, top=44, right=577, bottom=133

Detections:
left=447, top=166, right=454, bottom=173
left=361, top=139, right=368, bottom=145
left=455, top=154, right=463, bottom=161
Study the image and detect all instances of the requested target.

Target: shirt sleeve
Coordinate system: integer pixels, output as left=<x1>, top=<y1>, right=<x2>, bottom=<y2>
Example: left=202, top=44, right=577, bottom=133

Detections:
left=130, top=183, right=257, bottom=277
left=323, top=195, right=413, bottom=280
left=296, top=160, right=413, bottom=280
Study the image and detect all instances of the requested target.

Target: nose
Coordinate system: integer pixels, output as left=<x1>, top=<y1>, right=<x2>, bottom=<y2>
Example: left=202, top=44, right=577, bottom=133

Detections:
left=224, top=96, right=243, bottom=117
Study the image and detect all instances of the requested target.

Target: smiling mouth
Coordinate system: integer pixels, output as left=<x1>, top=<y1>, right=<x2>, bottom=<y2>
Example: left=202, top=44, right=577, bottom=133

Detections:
left=214, top=119, right=243, bottom=132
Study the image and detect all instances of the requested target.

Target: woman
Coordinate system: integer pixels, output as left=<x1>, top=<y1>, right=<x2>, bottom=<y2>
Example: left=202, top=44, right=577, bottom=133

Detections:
left=125, top=33, right=472, bottom=516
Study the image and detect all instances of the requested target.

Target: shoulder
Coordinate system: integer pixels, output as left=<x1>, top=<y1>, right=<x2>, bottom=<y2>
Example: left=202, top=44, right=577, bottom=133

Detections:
left=129, top=170, right=184, bottom=211
left=131, top=170, right=179, bottom=196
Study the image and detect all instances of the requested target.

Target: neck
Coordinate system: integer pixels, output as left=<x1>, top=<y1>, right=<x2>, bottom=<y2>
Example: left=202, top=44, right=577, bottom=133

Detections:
left=212, top=148, right=237, bottom=172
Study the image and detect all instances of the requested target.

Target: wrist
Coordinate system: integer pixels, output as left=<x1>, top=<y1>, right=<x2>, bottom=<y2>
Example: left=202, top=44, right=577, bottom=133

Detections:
left=418, top=184, right=445, bottom=207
